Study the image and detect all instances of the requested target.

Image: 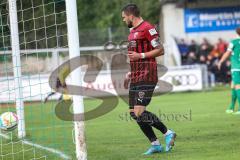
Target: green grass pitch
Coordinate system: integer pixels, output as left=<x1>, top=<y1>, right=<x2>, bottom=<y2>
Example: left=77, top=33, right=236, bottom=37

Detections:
left=0, top=87, right=240, bottom=160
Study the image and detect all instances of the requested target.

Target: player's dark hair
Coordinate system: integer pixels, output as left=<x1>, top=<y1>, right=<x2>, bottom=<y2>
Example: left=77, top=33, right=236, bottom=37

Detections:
left=122, top=4, right=140, bottom=17
left=236, top=27, right=240, bottom=36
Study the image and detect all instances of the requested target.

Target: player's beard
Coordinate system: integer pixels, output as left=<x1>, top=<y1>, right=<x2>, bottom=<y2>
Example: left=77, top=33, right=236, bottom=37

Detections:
left=127, top=21, right=133, bottom=28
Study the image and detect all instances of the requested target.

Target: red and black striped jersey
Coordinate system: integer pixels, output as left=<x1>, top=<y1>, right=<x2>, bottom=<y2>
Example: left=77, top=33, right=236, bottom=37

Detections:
left=128, top=21, right=161, bottom=84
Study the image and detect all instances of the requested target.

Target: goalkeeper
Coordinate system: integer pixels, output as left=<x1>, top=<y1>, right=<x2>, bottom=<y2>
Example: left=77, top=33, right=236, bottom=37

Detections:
left=217, top=27, right=240, bottom=115
left=44, top=65, right=72, bottom=103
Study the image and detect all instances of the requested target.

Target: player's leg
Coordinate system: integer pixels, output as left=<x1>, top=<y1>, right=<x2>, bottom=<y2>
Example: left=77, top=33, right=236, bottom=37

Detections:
left=45, top=77, right=63, bottom=103
left=226, top=72, right=237, bottom=113
left=44, top=92, right=56, bottom=103
left=129, top=84, right=176, bottom=153
left=233, top=71, right=240, bottom=114
left=226, top=82, right=236, bottom=113
left=140, top=109, right=176, bottom=152
left=130, top=106, right=163, bottom=155
left=129, top=84, right=162, bottom=155
left=137, top=84, right=176, bottom=152
left=132, top=84, right=168, bottom=133
left=133, top=106, right=161, bottom=144
left=234, top=85, right=240, bottom=114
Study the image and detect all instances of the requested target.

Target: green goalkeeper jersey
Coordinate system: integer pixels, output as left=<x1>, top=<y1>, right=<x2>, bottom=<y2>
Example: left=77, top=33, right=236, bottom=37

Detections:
left=229, top=38, right=240, bottom=71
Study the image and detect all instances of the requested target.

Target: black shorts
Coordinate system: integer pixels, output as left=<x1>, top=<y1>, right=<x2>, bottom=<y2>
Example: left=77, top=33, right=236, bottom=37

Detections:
left=129, top=82, right=156, bottom=109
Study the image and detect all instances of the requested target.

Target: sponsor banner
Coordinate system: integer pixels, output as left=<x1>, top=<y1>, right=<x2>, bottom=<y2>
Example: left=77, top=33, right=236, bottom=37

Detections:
left=184, top=6, right=240, bottom=33
left=0, top=67, right=203, bottom=102
left=161, top=68, right=202, bottom=92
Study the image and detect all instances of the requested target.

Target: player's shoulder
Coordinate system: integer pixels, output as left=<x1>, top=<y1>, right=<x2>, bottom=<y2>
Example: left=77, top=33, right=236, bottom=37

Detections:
left=142, top=21, right=156, bottom=30
left=231, top=37, right=240, bottom=44
left=142, top=21, right=158, bottom=36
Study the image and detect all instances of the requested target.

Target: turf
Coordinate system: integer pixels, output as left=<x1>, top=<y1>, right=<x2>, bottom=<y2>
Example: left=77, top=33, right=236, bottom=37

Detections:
left=0, top=87, right=240, bottom=160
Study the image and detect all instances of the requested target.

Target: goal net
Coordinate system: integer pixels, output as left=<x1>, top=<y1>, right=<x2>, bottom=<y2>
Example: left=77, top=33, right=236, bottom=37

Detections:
left=0, top=0, right=82, bottom=159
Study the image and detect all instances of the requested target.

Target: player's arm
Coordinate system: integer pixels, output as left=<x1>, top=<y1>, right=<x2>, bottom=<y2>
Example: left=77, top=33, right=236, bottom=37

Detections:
left=128, top=45, right=164, bottom=60
left=217, top=42, right=233, bottom=70
left=139, top=32, right=164, bottom=58
left=124, top=72, right=131, bottom=89
left=128, top=27, right=164, bottom=61
left=143, top=44, right=164, bottom=58
left=219, top=51, right=231, bottom=64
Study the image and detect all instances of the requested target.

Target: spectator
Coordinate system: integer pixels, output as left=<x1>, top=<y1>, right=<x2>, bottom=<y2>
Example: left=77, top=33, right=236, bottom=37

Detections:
left=198, top=55, right=207, bottom=64
left=210, top=44, right=221, bottom=58
left=217, top=38, right=227, bottom=55
left=220, top=60, right=231, bottom=84
left=203, top=38, right=213, bottom=51
left=188, top=40, right=199, bottom=55
left=177, top=38, right=189, bottom=63
left=206, top=55, right=216, bottom=72
left=199, top=38, right=213, bottom=57
left=176, top=37, right=231, bottom=85
left=185, top=52, right=197, bottom=65
left=225, top=60, right=231, bottom=83
left=206, top=55, right=216, bottom=86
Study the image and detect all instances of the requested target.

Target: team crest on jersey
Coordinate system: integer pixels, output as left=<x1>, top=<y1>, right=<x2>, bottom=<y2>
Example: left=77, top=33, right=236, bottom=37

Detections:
left=138, top=91, right=145, bottom=99
left=134, top=32, right=139, bottom=39
left=149, top=28, right=157, bottom=36
left=129, top=40, right=137, bottom=48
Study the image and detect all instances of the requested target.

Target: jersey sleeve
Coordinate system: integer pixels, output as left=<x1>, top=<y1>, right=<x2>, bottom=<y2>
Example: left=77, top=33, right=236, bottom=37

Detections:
left=145, top=26, right=161, bottom=49
left=227, top=41, right=234, bottom=52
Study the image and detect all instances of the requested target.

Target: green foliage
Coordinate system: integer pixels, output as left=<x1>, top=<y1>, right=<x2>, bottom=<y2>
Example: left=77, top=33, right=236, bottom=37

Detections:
left=77, top=0, right=160, bottom=29
left=0, top=0, right=160, bottom=49
left=77, top=0, right=160, bottom=45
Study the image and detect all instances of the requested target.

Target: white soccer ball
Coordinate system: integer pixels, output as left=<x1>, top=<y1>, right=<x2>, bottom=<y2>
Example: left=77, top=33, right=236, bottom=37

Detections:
left=0, top=112, right=18, bottom=131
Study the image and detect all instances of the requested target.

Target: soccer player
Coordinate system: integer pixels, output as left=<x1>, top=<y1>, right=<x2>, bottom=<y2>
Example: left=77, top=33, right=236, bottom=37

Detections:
left=218, top=27, right=240, bottom=115
left=121, top=4, right=176, bottom=155
left=44, top=65, right=71, bottom=103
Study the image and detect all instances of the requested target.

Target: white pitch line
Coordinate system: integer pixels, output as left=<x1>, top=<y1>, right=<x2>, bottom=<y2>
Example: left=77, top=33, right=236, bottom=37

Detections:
left=22, top=140, right=71, bottom=160
left=28, top=124, right=72, bottom=130
left=0, top=133, right=71, bottom=160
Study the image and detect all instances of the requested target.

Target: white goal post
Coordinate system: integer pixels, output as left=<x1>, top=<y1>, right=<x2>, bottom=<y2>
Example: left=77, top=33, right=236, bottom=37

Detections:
left=6, top=0, right=87, bottom=159
left=65, top=0, right=87, bottom=159
left=8, top=0, right=26, bottom=139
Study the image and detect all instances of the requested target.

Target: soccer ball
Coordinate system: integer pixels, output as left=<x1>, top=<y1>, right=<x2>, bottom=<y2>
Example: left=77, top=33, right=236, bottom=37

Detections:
left=0, top=112, right=18, bottom=131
